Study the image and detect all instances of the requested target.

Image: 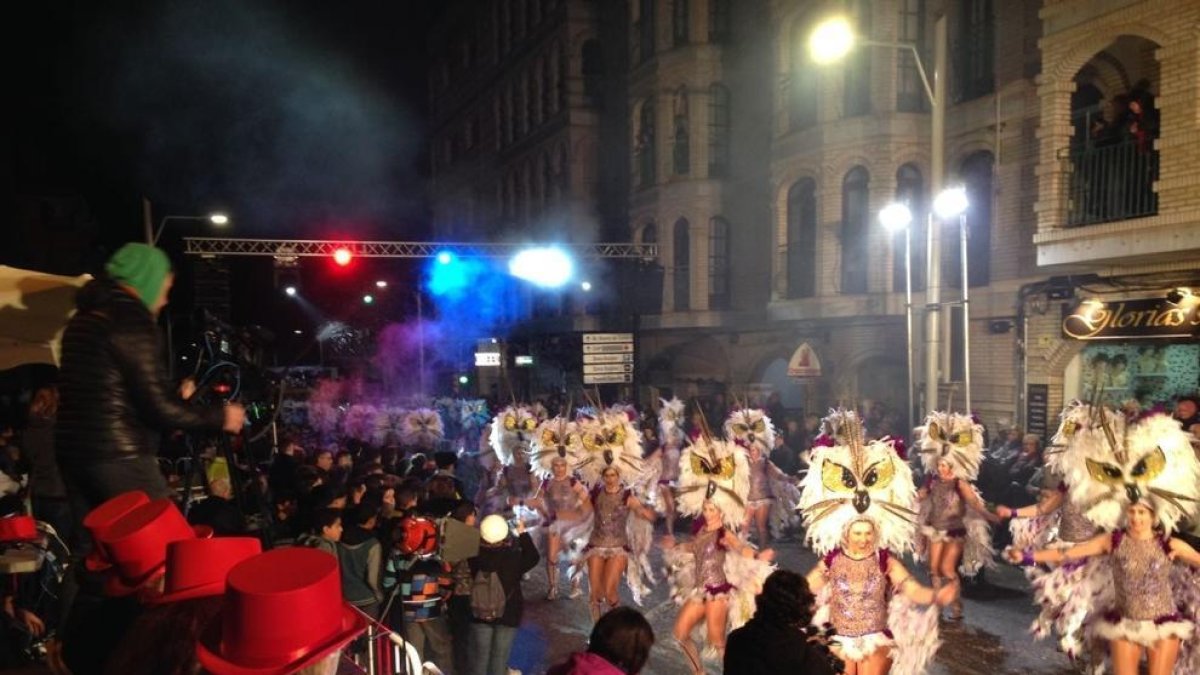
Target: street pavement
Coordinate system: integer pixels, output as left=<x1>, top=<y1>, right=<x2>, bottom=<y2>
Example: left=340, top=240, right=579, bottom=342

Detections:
left=503, top=531, right=1081, bottom=675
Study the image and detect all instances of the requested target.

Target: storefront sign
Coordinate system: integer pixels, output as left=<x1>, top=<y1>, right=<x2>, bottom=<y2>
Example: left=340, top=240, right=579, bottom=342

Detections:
left=1062, top=298, right=1200, bottom=340
left=787, top=342, right=822, bottom=378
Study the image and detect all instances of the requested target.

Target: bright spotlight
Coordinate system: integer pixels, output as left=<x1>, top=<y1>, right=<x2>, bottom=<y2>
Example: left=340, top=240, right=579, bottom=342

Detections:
left=458, top=375, right=469, bottom=385
left=581, top=281, right=593, bottom=292
left=375, top=280, right=388, bottom=289
left=293, top=329, right=303, bottom=335
left=333, top=247, right=353, bottom=267
left=362, top=294, right=374, bottom=305
left=284, top=286, right=298, bottom=297
left=209, top=213, right=230, bottom=226
left=933, top=187, right=970, bottom=220
left=810, top=16, right=855, bottom=64
left=878, top=203, right=913, bottom=232
left=508, top=247, right=575, bottom=288
left=436, top=251, right=454, bottom=265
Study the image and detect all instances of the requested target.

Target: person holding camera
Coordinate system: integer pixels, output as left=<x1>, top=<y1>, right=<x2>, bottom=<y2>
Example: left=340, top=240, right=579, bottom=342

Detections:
left=56, top=243, right=244, bottom=533
left=467, top=514, right=539, bottom=675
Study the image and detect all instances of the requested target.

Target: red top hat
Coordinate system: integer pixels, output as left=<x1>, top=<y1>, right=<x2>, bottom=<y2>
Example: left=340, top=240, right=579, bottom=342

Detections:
left=147, top=537, right=263, bottom=605
left=196, top=548, right=369, bottom=675
left=98, top=499, right=197, bottom=597
left=0, top=515, right=39, bottom=543
left=82, top=491, right=150, bottom=572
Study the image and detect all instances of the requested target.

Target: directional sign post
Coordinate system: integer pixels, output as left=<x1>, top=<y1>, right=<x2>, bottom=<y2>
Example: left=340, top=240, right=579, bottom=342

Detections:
left=582, top=333, right=635, bottom=385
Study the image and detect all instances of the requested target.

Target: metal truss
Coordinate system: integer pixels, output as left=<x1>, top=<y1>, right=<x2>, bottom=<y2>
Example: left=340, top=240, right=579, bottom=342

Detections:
left=183, top=237, right=658, bottom=260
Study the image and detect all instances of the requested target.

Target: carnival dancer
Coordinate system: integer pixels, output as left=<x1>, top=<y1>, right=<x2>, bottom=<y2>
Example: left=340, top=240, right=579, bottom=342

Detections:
left=479, top=404, right=540, bottom=517
left=724, top=405, right=800, bottom=545
left=1007, top=410, right=1200, bottom=675
left=645, top=397, right=686, bottom=535
left=800, top=408, right=952, bottom=675
left=581, top=466, right=656, bottom=621
left=994, top=399, right=1109, bottom=661
left=662, top=432, right=774, bottom=674
left=527, top=415, right=591, bottom=600
left=915, top=411, right=999, bottom=620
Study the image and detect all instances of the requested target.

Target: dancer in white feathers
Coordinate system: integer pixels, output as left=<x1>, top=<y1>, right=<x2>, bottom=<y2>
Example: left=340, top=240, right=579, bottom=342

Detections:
left=645, top=397, right=685, bottom=535
left=1007, top=409, right=1200, bottom=675
left=914, top=410, right=999, bottom=621
left=994, top=399, right=1109, bottom=663
left=574, top=407, right=655, bottom=620
left=527, top=414, right=590, bottom=601
left=478, top=404, right=539, bottom=517
left=662, top=429, right=775, bottom=674
left=399, top=407, right=445, bottom=453
left=724, top=405, right=800, bottom=546
left=800, top=409, right=954, bottom=675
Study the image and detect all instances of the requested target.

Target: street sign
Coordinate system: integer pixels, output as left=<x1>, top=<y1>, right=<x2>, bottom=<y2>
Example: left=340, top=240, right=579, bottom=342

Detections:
left=583, top=343, right=634, bottom=354
left=583, top=363, right=634, bottom=375
left=583, top=352, right=634, bottom=364
left=583, top=333, right=634, bottom=344
left=583, top=373, right=633, bottom=384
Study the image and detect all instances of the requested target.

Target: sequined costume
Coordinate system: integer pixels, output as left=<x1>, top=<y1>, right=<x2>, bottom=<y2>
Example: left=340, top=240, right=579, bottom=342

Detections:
left=747, top=455, right=773, bottom=508
left=823, top=549, right=895, bottom=661
left=1093, top=530, right=1193, bottom=648
left=542, top=477, right=588, bottom=537
left=923, top=477, right=966, bottom=540
left=693, top=528, right=733, bottom=599
left=582, top=487, right=631, bottom=560
left=1055, top=483, right=1100, bottom=544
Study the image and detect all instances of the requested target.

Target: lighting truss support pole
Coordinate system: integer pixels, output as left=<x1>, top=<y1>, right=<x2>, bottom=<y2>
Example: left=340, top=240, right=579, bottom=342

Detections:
left=903, top=225, right=915, bottom=436
left=924, top=14, right=948, bottom=417
left=959, top=213, right=971, bottom=414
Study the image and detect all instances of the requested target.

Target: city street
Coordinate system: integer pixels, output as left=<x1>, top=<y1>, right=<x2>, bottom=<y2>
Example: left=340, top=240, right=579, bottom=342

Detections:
left=506, top=532, right=1079, bottom=675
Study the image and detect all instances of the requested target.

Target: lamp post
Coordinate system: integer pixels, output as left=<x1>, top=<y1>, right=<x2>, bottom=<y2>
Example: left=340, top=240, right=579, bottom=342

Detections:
left=811, top=14, right=947, bottom=416
left=150, top=213, right=230, bottom=246
left=879, top=203, right=915, bottom=434
left=933, top=186, right=971, bottom=413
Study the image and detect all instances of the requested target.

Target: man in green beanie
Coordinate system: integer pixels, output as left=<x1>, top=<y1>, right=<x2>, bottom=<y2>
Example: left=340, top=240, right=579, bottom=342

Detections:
left=54, top=243, right=245, bottom=543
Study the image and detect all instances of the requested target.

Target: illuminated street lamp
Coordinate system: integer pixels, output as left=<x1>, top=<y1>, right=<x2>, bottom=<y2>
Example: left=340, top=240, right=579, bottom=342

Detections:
left=933, top=186, right=972, bottom=413
left=811, top=13, right=947, bottom=417
left=880, top=202, right=916, bottom=434
left=150, top=213, right=230, bottom=245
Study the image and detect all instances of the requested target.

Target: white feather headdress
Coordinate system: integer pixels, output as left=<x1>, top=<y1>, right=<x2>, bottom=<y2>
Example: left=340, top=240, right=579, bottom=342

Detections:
left=658, top=397, right=686, bottom=449
left=488, top=404, right=540, bottom=466
left=724, top=408, right=776, bottom=455
left=528, top=415, right=583, bottom=480
left=915, top=411, right=984, bottom=481
left=574, top=409, right=644, bottom=486
left=400, top=407, right=445, bottom=449
left=799, top=410, right=917, bottom=555
left=676, top=434, right=750, bottom=530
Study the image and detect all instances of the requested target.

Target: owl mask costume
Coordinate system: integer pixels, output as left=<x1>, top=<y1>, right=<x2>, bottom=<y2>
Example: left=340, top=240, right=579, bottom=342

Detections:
left=574, top=408, right=644, bottom=487
left=400, top=407, right=445, bottom=451
left=529, top=415, right=583, bottom=480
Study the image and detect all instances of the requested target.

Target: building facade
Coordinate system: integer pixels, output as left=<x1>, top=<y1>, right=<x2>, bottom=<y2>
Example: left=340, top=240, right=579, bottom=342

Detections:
left=428, top=0, right=1200, bottom=437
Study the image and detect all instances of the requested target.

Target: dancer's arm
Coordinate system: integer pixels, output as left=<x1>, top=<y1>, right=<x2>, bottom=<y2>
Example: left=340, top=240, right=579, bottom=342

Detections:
left=722, top=530, right=773, bottom=560
left=575, top=482, right=593, bottom=514
left=805, top=562, right=828, bottom=594
left=1168, top=537, right=1200, bottom=568
left=887, top=558, right=957, bottom=606
left=1006, top=531, right=1111, bottom=565
left=996, top=489, right=1064, bottom=520
left=957, top=480, right=1001, bottom=523
left=626, top=495, right=657, bottom=522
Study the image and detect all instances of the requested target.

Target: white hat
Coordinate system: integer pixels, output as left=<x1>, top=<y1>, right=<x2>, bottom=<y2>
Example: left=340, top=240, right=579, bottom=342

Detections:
left=479, top=515, right=509, bottom=544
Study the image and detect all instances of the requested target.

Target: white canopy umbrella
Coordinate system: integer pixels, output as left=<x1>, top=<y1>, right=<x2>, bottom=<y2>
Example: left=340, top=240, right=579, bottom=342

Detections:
left=0, top=266, right=90, bottom=371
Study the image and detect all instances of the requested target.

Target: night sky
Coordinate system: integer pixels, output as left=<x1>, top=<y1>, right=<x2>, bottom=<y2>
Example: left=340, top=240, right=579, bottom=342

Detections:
left=11, top=0, right=437, bottom=258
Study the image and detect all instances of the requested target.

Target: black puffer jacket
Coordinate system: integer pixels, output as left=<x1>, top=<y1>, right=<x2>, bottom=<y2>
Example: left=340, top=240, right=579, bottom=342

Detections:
left=55, top=279, right=224, bottom=464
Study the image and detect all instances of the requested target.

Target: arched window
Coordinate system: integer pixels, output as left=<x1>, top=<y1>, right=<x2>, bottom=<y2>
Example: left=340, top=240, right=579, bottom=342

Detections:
left=673, top=0, right=689, bottom=46
left=897, top=0, right=927, bottom=112
left=545, top=50, right=558, bottom=116
left=708, top=84, right=730, bottom=177
left=529, top=69, right=541, bottom=127
left=840, top=167, right=870, bottom=294
left=542, top=152, right=554, bottom=208
left=947, top=152, right=993, bottom=287
left=957, top=0, right=994, bottom=100
left=582, top=40, right=603, bottom=107
left=673, top=218, right=691, bottom=310
left=641, top=222, right=657, bottom=244
left=709, top=217, right=730, bottom=309
left=636, top=0, right=656, bottom=65
left=673, top=87, right=690, bottom=175
left=558, top=143, right=570, bottom=193
left=843, top=0, right=872, bottom=116
left=791, top=21, right=818, bottom=130
left=637, top=98, right=657, bottom=188
left=893, top=164, right=926, bottom=292
left=786, top=178, right=817, bottom=298
left=505, top=86, right=516, bottom=144
left=710, top=0, right=730, bottom=43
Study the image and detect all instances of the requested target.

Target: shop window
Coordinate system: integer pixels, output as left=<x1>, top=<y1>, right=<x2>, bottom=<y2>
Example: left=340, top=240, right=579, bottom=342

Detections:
left=709, top=217, right=730, bottom=309
left=673, top=87, right=690, bottom=175
left=674, top=218, right=691, bottom=310
left=786, top=178, right=817, bottom=298
left=840, top=167, right=870, bottom=294
left=673, top=0, right=689, bottom=46
left=1074, top=343, right=1200, bottom=410
left=956, top=0, right=994, bottom=101
left=897, top=0, right=927, bottom=112
left=892, top=164, right=926, bottom=292
left=708, top=84, right=731, bottom=177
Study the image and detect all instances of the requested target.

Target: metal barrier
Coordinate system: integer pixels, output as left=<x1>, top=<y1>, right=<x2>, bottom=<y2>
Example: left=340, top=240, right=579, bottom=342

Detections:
left=1067, top=139, right=1158, bottom=227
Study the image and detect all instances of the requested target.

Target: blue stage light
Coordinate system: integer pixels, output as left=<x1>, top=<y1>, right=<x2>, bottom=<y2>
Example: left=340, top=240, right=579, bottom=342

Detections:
left=508, top=247, right=574, bottom=288
left=436, top=251, right=454, bottom=265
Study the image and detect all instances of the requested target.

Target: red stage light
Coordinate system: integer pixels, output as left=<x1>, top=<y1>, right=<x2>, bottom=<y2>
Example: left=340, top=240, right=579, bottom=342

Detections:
left=332, top=247, right=353, bottom=267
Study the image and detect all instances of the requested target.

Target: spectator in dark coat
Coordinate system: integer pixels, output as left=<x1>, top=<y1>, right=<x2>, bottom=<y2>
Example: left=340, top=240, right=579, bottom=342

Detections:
left=724, top=569, right=836, bottom=675
left=547, top=606, right=654, bottom=675
left=186, top=478, right=244, bottom=535
left=467, top=515, right=539, bottom=675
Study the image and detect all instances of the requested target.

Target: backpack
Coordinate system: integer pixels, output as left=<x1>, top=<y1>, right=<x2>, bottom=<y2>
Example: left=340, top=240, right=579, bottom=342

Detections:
left=469, top=568, right=509, bottom=621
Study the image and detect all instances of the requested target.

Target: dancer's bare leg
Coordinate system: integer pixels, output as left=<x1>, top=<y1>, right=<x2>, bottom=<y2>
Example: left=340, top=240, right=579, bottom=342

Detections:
left=1147, top=637, right=1180, bottom=675
left=673, top=601, right=707, bottom=675
left=1109, top=639, right=1142, bottom=675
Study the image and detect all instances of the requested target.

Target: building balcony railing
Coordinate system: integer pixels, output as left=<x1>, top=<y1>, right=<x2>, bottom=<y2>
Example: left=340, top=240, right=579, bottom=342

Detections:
left=1067, top=138, right=1158, bottom=227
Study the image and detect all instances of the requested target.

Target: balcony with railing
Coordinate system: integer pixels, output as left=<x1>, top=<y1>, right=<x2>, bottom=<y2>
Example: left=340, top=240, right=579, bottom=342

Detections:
left=1066, top=138, right=1158, bottom=227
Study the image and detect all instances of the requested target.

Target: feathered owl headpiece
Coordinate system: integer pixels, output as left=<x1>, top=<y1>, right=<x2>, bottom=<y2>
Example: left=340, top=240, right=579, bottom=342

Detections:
left=915, top=411, right=984, bottom=480
left=1045, top=399, right=1113, bottom=477
left=799, top=410, right=917, bottom=554
left=372, top=406, right=408, bottom=447
left=659, top=397, right=686, bottom=450
left=529, top=415, right=583, bottom=480
left=400, top=408, right=445, bottom=450
left=1064, top=409, right=1200, bottom=534
left=341, top=404, right=378, bottom=443
left=574, top=408, right=644, bottom=486
left=676, top=435, right=750, bottom=530
left=489, top=404, right=540, bottom=466
left=724, top=408, right=776, bottom=456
